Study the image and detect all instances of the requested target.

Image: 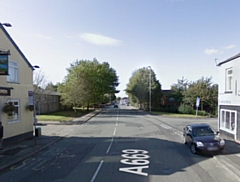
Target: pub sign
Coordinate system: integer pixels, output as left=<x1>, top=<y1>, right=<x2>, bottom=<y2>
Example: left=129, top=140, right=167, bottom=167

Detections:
left=0, top=54, right=8, bottom=75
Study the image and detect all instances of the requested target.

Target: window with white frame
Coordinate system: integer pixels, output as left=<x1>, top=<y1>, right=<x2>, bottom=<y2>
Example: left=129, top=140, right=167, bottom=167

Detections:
left=220, top=109, right=236, bottom=133
left=225, top=68, right=233, bottom=92
left=7, top=60, right=19, bottom=83
left=7, top=100, right=20, bottom=122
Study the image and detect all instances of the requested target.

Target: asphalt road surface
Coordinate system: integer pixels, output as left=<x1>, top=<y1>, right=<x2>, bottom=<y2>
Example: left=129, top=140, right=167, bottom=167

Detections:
left=0, top=105, right=239, bottom=182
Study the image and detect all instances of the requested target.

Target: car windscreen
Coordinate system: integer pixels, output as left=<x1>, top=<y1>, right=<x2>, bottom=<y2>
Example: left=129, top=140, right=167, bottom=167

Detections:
left=192, top=127, right=215, bottom=137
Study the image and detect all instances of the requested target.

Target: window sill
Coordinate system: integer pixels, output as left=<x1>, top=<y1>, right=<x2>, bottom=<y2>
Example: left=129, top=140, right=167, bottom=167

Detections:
left=219, top=127, right=236, bottom=134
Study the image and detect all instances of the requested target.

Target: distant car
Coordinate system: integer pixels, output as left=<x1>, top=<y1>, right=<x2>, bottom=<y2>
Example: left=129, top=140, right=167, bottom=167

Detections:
left=183, top=123, right=225, bottom=155
left=114, top=104, right=118, bottom=108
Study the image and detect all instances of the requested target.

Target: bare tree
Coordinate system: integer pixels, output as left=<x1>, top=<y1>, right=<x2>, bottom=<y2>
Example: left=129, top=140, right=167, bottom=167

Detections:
left=33, top=69, right=49, bottom=114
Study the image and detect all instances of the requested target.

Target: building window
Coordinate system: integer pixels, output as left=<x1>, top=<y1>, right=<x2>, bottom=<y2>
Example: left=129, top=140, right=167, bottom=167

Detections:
left=7, top=60, right=19, bottom=83
left=220, top=109, right=236, bottom=133
left=7, top=100, right=20, bottom=123
left=225, top=68, right=233, bottom=92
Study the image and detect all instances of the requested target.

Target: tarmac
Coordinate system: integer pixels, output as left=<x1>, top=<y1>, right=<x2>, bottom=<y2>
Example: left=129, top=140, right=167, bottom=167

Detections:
left=0, top=109, right=240, bottom=180
left=0, top=109, right=102, bottom=171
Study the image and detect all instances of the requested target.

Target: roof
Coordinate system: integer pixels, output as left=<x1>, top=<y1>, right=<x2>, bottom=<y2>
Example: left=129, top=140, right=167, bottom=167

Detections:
left=36, top=90, right=61, bottom=96
left=0, top=24, right=34, bottom=70
left=217, top=52, right=240, bottom=66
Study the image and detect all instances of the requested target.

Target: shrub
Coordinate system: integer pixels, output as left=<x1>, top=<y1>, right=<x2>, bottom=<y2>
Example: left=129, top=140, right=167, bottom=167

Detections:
left=197, top=110, right=207, bottom=116
left=178, top=104, right=193, bottom=114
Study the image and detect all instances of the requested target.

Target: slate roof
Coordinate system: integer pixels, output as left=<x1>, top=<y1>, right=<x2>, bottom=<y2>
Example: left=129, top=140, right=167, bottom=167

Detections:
left=0, top=24, right=34, bottom=70
left=217, top=52, right=240, bottom=66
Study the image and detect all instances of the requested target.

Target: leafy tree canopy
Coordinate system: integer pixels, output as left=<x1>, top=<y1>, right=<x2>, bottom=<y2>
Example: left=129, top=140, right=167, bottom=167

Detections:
left=58, top=58, right=119, bottom=110
left=126, top=67, right=162, bottom=109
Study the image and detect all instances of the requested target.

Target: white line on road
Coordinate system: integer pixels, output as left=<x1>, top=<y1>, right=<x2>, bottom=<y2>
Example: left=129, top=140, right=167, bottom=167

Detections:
left=113, top=127, right=116, bottom=136
left=91, top=160, right=104, bottom=182
left=106, top=137, right=114, bottom=154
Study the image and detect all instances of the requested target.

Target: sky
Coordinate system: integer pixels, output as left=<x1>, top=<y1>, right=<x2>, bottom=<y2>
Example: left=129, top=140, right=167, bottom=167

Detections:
left=1, top=0, right=240, bottom=98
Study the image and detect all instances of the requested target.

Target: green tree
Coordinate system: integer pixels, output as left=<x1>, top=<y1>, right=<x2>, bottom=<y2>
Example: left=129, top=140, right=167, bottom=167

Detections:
left=45, top=82, right=61, bottom=91
left=182, top=77, right=218, bottom=112
left=170, top=77, right=189, bottom=103
left=126, top=67, right=162, bottom=110
left=58, top=59, right=119, bottom=111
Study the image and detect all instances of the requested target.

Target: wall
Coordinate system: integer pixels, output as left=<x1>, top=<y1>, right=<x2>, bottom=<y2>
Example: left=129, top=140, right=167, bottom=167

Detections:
left=0, top=26, right=34, bottom=141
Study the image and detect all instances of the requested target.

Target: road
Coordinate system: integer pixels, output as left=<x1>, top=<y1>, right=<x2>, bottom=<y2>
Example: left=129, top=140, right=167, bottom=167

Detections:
left=0, top=105, right=239, bottom=182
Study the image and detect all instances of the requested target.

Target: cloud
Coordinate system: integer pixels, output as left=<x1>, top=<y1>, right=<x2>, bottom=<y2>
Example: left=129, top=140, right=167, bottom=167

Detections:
left=31, top=33, right=52, bottom=40
left=80, top=33, right=121, bottom=46
left=204, top=48, right=219, bottom=55
left=225, top=45, right=236, bottom=50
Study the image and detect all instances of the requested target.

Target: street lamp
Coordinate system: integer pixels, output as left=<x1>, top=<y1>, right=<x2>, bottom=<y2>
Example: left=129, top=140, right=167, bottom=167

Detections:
left=148, top=66, right=151, bottom=113
left=0, top=23, right=12, bottom=27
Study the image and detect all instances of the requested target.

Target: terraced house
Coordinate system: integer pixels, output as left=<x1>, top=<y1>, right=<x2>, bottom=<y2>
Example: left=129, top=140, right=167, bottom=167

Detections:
left=0, top=23, right=36, bottom=145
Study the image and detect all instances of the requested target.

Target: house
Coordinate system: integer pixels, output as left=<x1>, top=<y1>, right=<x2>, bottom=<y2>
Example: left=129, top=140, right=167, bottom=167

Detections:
left=35, top=90, right=62, bottom=114
left=0, top=24, right=36, bottom=145
left=161, top=90, right=180, bottom=107
left=217, top=53, right=240, bottom=142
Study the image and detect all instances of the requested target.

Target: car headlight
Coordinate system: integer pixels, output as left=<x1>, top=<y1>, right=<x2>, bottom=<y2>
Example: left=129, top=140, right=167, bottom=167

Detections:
left=196, top=141, right=204, bottom=147
left=219, top=139, right=225, bottom=146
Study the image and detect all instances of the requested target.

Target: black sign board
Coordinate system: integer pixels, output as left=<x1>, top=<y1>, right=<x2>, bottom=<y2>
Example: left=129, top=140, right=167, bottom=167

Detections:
left=0, top=87, right=12, bottom=96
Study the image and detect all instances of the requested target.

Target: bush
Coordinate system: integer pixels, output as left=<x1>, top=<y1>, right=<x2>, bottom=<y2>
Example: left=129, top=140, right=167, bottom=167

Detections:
left=153, top=106, right=178, bottom=113
left=178, top=104, right=194, bottom=114
left=197, top=110, right=207, bottom=116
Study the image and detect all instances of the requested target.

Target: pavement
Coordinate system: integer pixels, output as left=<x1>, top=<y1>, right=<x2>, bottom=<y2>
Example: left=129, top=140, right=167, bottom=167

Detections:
left=0, top=109, right=102, bottom=171
left=0, top=108, right=240, bottom=179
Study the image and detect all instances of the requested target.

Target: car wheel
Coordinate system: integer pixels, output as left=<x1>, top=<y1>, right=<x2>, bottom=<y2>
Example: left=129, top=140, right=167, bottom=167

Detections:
left=190, top=144, right=197, bottom=154
left=218, top=148, right=224, bottom=154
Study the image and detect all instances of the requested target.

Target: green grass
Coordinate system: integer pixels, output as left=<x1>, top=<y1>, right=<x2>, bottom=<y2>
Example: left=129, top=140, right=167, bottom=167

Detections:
left=36, top=109, right=93, bottom=122
left=151, top=111, right=208, bottom=118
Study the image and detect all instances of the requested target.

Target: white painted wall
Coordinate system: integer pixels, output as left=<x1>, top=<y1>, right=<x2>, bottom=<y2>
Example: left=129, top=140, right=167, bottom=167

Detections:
left=218, top=57, right=240, bottom=106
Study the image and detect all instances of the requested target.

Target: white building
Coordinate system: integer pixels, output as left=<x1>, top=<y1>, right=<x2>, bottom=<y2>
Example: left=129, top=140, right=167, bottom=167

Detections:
left=217, top=53, right=240, bottom=141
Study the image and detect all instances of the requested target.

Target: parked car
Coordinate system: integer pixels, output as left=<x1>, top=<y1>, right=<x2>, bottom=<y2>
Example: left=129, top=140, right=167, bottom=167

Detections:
left=114, top=104, right=118, bottom=108
left=183, top=123, right=225, bottom=155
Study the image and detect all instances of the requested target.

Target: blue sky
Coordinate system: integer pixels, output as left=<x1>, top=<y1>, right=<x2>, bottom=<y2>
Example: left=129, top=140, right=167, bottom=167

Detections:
left=1, top=0, right=240, bottom=97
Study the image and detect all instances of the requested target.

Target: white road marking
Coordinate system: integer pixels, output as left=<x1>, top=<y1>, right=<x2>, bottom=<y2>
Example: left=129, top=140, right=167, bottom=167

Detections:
left=119, top=149, right=150, bottom=176
left=113, top=127, right=117, bottom=136
left=151, top=121, right=183, bottom=138
left=106, top=137, right=114, bottom=154
left=91, top=160, right=104, bottom=182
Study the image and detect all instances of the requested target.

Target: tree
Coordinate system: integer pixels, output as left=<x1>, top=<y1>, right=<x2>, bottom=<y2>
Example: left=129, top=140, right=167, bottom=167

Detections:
left=59, top=59, right=119, bottom=111
left=170, top=77, right=189, bottom=103
left=126, top=67, right=162, bottom=110
left=33, top=69, right=49, bottom=114
left=182, top=77, right=218, bottom=112
left=45, top=82, right=60, bottom=91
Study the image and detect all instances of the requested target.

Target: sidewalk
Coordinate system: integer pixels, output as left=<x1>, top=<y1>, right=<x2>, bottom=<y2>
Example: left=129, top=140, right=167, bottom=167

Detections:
left=0, top=109, right=102, bottom=171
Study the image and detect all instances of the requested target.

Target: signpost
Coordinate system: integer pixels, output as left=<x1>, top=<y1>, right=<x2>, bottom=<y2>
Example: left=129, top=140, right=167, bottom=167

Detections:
left=196, top=97, right=200, bottom=118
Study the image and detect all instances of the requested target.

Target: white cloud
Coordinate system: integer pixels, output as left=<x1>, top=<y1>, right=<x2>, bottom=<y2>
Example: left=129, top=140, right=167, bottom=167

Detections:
left=31, top=33, right=52, bottom=40
left=204, top=48, right=219, bottom=55
left=80, top=33, right=121, bottom=46
left=225, top=45, right=236, bottom=50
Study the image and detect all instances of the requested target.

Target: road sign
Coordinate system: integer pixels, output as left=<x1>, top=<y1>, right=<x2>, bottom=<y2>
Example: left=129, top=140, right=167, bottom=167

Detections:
left=196, top=97, right=200, bottom=107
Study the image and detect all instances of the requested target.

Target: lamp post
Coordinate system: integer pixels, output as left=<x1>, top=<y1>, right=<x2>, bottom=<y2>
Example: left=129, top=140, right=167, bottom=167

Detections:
left=148, top=66, right=151, bottom=113
left=32, top=65, right=40, bottom=146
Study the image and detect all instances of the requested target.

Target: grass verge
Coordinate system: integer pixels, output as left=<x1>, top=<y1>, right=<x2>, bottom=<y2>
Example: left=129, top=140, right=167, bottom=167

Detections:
left=36, top=109, right=93, bottom=122
left=151, top=111, right=209, bottom=118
